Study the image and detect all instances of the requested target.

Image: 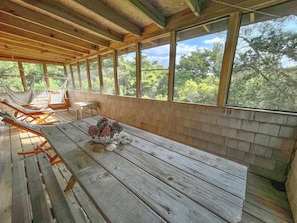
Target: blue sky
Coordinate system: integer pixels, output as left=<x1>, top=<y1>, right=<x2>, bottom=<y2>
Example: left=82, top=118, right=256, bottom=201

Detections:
left=141, top=34, right=226, bottom=68
left=125, top=14, right=297, bottom=69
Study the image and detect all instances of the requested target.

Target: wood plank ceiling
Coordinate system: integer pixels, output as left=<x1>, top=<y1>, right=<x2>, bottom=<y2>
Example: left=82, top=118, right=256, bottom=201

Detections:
left=0, top=0, right=288, bottom=65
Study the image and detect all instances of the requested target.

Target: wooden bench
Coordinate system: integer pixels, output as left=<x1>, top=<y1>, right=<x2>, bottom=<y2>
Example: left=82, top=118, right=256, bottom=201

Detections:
left=12, top=156, right=293, bottom=223
left=53, top=162, right=107, bottom=223
left=12, top=154, right=76, bottom=223
left=11, top=160, right=30, bottom=223
left=4, top=111, right=105, bottom=223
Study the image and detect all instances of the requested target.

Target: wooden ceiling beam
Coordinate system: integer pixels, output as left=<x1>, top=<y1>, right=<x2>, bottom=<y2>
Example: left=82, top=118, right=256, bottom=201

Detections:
left=0, top=47, right=70, bottom=64
left=0, top=12, right=107, bottom=49
left=0, top=23, right=90, bottom=55
left=166, top=0, right=287, bottom=31
left=0, top=23, right=95, bottom=54
left=129, top=0, right=165, bottom=28
left=65, top=0, right=142, bottom=36
left=185, top=0, right=211, bottom=17
left=0, top=43, right=67, bottom=59
left=0, top=39, right=77, bottom=60
left=0, top=1, right=109, bottom=48
left=0, top=54, right=65, bottom=65
left=0, top=45, right=67, bottom=63
left=13, top=0, right=123, bottom=42
left=0, top=32, right=84, bottom=58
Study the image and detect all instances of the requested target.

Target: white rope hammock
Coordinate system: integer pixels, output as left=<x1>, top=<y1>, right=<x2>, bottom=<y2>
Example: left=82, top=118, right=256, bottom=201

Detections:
left=46, top=78, right=68, bottom=104
left=2, top=76, right=35, bottom=106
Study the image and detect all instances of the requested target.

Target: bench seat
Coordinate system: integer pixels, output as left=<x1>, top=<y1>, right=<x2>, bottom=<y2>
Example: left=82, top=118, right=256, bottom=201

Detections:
left=12, top=155, right=76, bottom=223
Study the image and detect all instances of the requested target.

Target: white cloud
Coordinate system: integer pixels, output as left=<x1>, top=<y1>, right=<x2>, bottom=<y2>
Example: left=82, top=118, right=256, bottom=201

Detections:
left=145, top=55, right=169, bottom=68
left=141, top=35, right=225, bottom=66
left=175, top=43, right=206, bottom=64
left=204, top=36, right=224, bottom=44
left=176, top=43, right=198, bottom=55
left=143, top=45, right=170, bottom=56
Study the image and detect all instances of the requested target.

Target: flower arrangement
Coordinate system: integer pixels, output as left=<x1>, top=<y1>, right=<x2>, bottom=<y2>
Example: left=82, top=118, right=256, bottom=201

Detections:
left=88, top=117, right=123, bottom=144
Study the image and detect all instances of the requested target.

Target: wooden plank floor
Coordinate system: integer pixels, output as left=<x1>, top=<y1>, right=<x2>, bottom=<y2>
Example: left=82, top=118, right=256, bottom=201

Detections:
left=0, top=109, right=294, bottom=223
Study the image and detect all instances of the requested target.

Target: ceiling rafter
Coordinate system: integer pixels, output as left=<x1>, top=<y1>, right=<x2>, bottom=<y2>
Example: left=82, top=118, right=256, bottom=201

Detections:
left=166, top=0, right=286, bottom=32
left=0, top=38, right=77, bottom=60
left=63, top=0, right=142, bottom=36
left=11, top=0, right=123, bottom=42
left=185, top=0, right=211, bottom=17
left=0, top=53, right=66, bottom=65
left=0, top=12, right=98, bottom=50
left=0, top=47, right=70, bottom=63
left=0, top=24, right=92, bottom=54
left=0, top=32, right=84, bottom=58
left=0, top=1, right=109, bottom=48
left=128, top=0, right=166, bottom=28
left=0, top=11, right=108, bottom=49
left=0, top=49, right=69, bottom=64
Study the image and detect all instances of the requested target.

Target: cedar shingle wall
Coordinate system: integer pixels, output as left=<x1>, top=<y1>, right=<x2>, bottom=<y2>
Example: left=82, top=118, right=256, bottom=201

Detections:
left=70, top=91, right=297, bottom=183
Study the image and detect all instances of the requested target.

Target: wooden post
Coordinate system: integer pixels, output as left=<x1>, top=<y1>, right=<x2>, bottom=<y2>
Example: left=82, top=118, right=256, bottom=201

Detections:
left=113, top=50, right=119, bottom=95
left=86, top=59, right=92, bottom=92
left=217, top=11, right=241, bottom=106
left=98, top=55, right=104, bottom=94
left=43, top=63, right=50, bottom=90
left=18, top=61, right=27, bottom=91
left=168, top=31, right=176, bottom=102
left=69, top=64, right=75, bottom=90
left=77, top=61, right=82, bottom=92
left=135, top=42, right=141, bottom=98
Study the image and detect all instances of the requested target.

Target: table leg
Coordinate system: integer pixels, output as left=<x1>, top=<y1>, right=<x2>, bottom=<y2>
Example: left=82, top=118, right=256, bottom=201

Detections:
left=64, top=176, right=76, bottom=192
left=80, top=108, right=83, bottom=119
left=75, top=108, right=79, bottom=119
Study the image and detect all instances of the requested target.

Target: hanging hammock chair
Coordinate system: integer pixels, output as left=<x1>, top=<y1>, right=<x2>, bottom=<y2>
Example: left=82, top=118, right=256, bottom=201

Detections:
left=46, top=77, right=69, bottom=110
left=2, top=75, right=35, bottom=106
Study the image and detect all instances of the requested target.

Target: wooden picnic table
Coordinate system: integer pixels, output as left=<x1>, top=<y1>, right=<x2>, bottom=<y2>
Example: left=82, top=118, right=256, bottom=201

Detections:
left=41, top=116, right=248, bottom=223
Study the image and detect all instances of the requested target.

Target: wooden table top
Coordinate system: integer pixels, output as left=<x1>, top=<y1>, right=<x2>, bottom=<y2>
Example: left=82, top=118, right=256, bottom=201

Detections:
left=41, top=116, right=247, bottom=223
left=74, top=101, right=98, bottom=108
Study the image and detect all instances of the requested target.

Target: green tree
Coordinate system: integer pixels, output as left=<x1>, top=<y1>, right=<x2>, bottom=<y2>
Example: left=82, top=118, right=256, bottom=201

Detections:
left=174, top=42, right=224, bottom=104
left=176, top=77, right=219, bottom=104
left=141, top=55, right=168, bottom=100
left=22, top=62, right=46, bottom=92
left=102, top=57, right=115, bottom=94
left=0, top=61, right=22, bottom=92
left=89, top=59, right=100, bottom=92
left=228, top=15, right=297, bottom=111
left=118, top=54, right=136, bottom=96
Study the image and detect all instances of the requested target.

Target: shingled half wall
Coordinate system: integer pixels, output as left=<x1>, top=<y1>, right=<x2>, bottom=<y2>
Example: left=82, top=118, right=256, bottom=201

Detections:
left=69, top=91, right=297, bottom=183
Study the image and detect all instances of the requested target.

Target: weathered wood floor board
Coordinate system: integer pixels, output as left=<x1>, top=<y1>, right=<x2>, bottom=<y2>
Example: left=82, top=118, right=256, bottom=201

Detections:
left=240, top=172, right=294, bottom=223
left=0, top=110, right=294, bottom=223
left=0, top=121, right=13, bottom=223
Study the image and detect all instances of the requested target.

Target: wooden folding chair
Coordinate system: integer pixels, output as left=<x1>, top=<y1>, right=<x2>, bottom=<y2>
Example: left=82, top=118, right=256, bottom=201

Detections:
left=0, top=97, right=59, bottom=124
left=0, top=111, right=60, bottom=165
left=46, top=78, right=70, bottom=110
